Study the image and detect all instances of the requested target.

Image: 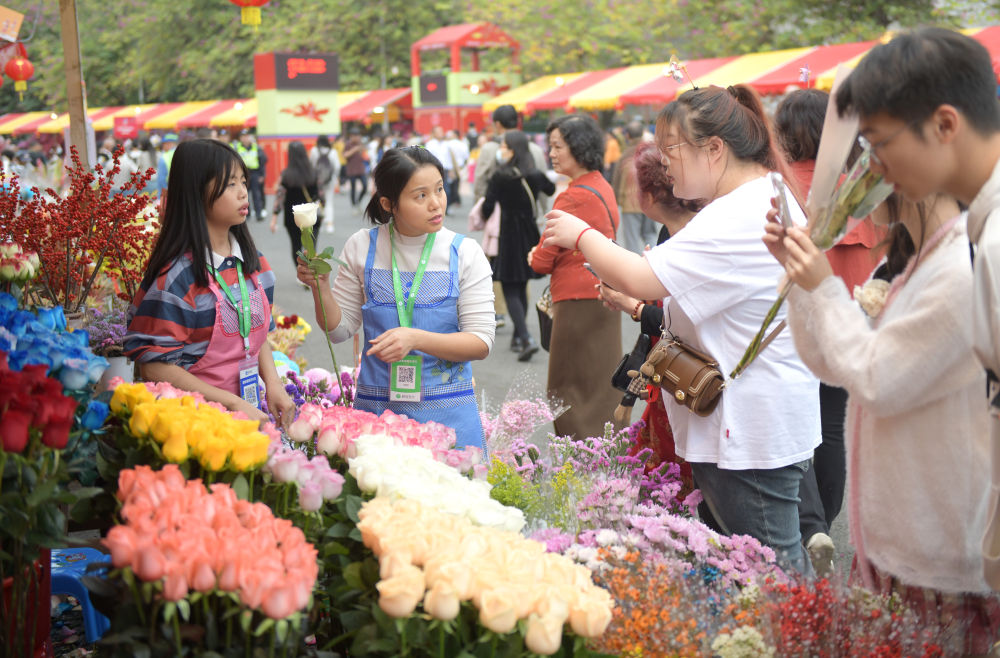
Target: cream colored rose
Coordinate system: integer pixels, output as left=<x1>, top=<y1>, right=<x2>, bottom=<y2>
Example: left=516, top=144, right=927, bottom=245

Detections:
left=569, top=591, right=613, bottom=637
left=292, top=202, right=319, bottom=229
left=379, top=550, right=414, bottom=580
left=525, top=613, right=565, bottom=655
left=376, top=565, right=425, bottom=618
left=477, top=587, right=519, bottom=634
left=425, top=558, right=475, bottom=600
left=423, top=581, right=460, bottom=621
left=853, top=278, right=890, bottom=319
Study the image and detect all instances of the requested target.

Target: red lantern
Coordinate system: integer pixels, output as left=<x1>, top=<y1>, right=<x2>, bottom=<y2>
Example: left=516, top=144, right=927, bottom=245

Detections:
left=5, top=55, right=32, bottom=101
left=229, top=0, right=269, bottom=29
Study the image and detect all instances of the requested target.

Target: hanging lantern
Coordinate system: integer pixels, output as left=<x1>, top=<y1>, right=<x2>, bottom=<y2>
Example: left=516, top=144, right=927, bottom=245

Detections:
left=4, top=55, right=33, bottom=101
left=229, top=0, right=269, bottom=29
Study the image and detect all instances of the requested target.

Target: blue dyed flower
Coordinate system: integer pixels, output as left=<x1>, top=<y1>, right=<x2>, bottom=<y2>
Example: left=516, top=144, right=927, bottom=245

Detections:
left=80, top=400, right=110, bottom=430
left=36, top=306, right=66, bottom=331
left=0, top=326, right=16, bottom=353
left=59, top=357, right=91, bottom=390
left=0, top=292, right=16, bottom=311
left=6, top=310, right=32, bottom=337
left=64, top=329, right=89, bottom=348
left=86, top=355, right=109, bottom=383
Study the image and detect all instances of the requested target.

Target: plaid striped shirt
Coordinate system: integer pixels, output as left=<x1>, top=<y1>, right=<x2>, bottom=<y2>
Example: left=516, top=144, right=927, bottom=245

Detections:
left=124, top=242, right=276, bottom=367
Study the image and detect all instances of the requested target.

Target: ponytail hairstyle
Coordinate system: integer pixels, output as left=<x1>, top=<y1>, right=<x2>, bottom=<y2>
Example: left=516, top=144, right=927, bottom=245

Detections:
left=658, top=84, right=794, bottom=198
left=363, top=146, right=446, bottom=225
left=141, top=139, right=259, bottom=290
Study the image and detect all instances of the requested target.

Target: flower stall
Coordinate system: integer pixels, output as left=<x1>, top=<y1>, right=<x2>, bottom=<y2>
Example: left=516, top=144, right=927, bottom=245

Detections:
left=0, top=162, right=961, bottom=657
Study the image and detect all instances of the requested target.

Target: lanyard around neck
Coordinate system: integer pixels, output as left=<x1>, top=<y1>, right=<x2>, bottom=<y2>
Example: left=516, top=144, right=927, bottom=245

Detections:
left=209, top=259, right=252, bottom=350
left=389, top=225, right=436, bottom=328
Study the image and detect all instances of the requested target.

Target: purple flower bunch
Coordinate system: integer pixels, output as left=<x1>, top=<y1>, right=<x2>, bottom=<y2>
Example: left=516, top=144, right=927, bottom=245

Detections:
left=85, top=307, right=128, bottom=357
left=281, top=367, right=355, bottom=410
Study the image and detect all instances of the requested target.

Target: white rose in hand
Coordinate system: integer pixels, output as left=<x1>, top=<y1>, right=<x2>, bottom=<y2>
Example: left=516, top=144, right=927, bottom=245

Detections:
left=292, top=202, right=319, bottom=229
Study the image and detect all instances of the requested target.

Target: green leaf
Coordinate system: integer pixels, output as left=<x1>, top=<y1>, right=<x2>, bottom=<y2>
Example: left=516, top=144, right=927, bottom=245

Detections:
left=239, top=609, right=253, bottom=634
left=254, top=617, right=275, bottom=637
left=275, top=618, right=289, bottom=644
left=343, top=561, right=364, bottom=590
left=324, top=521, right=352, bottom=539
left=176, top=598, right=191, bottom=621
left=231, top=473, right=249, bottom=501
left=318, top=246, right=335, bottom=259
left=310, top=259, right=332, bottom=275
left=345, top=495, right=362, bottom=523
left=25, top=478, right=58, bottom=506
left=163, top=601, right=176, bottom=624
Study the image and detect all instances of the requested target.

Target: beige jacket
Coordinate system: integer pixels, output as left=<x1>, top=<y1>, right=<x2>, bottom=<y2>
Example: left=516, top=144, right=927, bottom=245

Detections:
left=968, top=156, right=1000, bottom=589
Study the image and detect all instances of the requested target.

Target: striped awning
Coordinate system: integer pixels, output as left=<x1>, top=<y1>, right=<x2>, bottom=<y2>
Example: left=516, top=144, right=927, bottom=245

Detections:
left=340, top=88, right=411, bottom=123
left=0, top=112, right=48, bottom=135
left=483, top=73, right=583, bottom=113
left=209, top=98, right=257, bottom=128
left=176, top=99, right=249, bottom=129
left=687, top=46, right=814, bottom=91
left=617, top=56, right=736, bottom=107
left=143, top=101, right=217, bottom=130
left=12, top=112, right=61, bottom=136
left=92, top=104, right=158, bottom=132
left=36, top=106, right=124, bottom=134
left=525, top=69, right=624, bottom=113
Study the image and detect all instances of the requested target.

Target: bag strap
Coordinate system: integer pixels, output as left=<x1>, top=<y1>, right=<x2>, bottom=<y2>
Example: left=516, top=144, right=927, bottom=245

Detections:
left=300, top=186, right=313, bottom=203
left=576, top=184, right=617, bottom=233
left=512, top=167, right=537, bottom=218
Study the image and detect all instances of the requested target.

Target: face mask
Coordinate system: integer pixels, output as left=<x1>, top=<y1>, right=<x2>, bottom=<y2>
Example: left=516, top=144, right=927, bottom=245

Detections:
left=496, top=149, right=510, bottom=164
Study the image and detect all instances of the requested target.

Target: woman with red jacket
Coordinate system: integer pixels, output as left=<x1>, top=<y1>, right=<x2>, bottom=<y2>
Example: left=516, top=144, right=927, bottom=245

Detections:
left=529, top=115, right=621, bottom=439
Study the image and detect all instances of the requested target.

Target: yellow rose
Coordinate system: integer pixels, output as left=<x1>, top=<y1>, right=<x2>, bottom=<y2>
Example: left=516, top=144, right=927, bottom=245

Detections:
left=422, top=581, right=460, bottom=621
left=111, top=382, right=154, bottom=414
left=180, top=395, right=198, bottom=408
left=128, top=402, right=159, bottom=437
left=569, top=592, right=613, bottom=638
left=150, top=410, right=188, bottom=446
left=230, top=434, right=269, bottom=471
left=162, top=436, right=190, bottom=463
left=525, top=613, right=565, bottom=656
left=376, top=565, right=425, bottom=618
left=477, top=587, right=518, bottom=634
left=197, top=437, right=229, bottom=471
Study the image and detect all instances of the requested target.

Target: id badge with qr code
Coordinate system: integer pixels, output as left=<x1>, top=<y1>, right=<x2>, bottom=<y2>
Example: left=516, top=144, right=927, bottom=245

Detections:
left=389, top=355, right=422, bottom=402
left=239, top=357, right=261, bottom=409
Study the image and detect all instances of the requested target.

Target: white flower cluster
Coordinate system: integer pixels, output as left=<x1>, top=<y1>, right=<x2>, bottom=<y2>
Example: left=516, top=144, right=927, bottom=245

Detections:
left=853, top=278, right=890, bottom=319
left=349, top=433, right=525, bottom=533
left=710, top=625, right=775, bottom=658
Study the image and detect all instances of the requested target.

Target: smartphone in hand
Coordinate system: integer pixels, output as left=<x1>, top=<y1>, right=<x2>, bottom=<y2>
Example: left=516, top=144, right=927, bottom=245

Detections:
left=769, top=172, right=795, bottom=229
left=584, top=262, right=616, bottom=290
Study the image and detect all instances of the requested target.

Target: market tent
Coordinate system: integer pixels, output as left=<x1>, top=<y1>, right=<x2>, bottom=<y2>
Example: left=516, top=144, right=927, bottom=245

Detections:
left=525, top=68, right=624, bottom=113
left=209, top=99, right=257, bottom=128
left=748, top=41, right=876, bottom=95
left=410, top=22, right=519, bottom=76
left=176, top=99, right=248, bottom=129
left=482, top=73, right=584, bottom=113
left=92, top=104, right=158, bottom=132
left=144, top=101, right=216, bottom=130
left=603, top=56, right=736, bottom=109
left=812, top=27, right=993, bottom=91
left=340, top=88, right=412, bottom=123
left=0, top=112, right=47, bottom=135
left=569, top=64, right=673, bottom=111
left=687, top=46, right=813, bottom=91
left=13, top=112, right=62, bottom=136
left=36, top=106, right=122, bottom=134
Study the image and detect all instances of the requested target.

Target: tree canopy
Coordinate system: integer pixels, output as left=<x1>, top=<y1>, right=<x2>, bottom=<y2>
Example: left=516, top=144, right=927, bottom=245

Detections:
left=0, top=0, right=997, bottom=115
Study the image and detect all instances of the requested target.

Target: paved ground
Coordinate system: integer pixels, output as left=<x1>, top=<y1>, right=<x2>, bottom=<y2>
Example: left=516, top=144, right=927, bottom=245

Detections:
left=251, top=182, right=853, bottom=579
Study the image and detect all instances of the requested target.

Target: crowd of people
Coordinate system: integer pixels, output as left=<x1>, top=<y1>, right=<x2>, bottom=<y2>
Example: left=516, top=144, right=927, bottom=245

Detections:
left=10, top=25, right=983, bottom=653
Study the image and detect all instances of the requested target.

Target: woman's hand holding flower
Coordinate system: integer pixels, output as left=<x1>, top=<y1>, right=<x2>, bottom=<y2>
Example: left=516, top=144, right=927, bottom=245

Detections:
left=296, top=256, right=329, bottom=290
left=266, top=384, right=295, bottom=431
left=542, top=209, right=590, bottom=250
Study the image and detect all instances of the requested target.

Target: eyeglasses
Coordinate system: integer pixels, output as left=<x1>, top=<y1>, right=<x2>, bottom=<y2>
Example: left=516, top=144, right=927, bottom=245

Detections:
left=858, top=121, right=917, bottom=167
left=660, top=141, right=690, bottom=159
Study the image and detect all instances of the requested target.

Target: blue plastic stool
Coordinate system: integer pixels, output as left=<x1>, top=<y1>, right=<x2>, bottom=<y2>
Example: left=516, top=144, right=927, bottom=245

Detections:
left=50, top=548, right=111, bottom=643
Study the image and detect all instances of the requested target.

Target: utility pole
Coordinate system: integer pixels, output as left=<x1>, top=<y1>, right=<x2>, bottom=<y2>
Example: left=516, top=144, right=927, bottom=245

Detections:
left=59, top=0, right=89, bottom=168
left=379, top=6, right=388, bottom=135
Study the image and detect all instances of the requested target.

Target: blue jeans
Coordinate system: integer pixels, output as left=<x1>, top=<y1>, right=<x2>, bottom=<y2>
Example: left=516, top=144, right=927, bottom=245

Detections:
left=691, top=460, right=811, bottom=576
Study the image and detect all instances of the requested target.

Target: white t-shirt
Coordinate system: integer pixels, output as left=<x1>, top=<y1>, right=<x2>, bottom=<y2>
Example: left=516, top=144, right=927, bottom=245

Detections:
left=644, top=176, right=820, bottom=469
left=327, top=226, right=495, bottom=352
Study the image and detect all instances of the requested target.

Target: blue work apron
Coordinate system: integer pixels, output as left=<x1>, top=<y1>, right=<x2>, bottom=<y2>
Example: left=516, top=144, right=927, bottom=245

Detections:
left=353, top=227, right=486, bottom=451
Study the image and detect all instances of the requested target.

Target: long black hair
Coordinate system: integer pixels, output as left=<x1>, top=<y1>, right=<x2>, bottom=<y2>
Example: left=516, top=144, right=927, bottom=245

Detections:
left=280, top=141, right=316, bottom=189
left=499, top=130, right=537, bottom=175
left=140, top=139, right=259, bottom=289
left=363, top=146, right=446, bottom=225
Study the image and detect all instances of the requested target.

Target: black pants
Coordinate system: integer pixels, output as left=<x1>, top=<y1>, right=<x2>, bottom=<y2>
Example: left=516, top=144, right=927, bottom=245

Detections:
left=501, top=281, right=529, bottom=342
left=248, top=171, right=265, bottom=220
left=348, top=175, right=366, bottom=207
left=284, top=217, right=323, bottom=268
left=798, top=383, right=848, bottom=542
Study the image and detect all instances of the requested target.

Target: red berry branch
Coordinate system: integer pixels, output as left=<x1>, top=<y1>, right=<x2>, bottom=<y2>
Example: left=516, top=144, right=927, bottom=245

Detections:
left=0, top=145, right=159, bottom=312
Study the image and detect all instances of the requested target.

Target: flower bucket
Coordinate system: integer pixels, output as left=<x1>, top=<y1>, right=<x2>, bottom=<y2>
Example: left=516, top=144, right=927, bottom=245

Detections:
left=2, top=549, right=53, bottom=658
left=97, top=355, right=133, bottom=392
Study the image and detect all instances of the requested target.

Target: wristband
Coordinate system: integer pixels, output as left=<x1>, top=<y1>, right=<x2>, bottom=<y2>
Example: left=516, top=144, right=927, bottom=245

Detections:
left=631, top=301, right=643, bottom=322
left=574, top=227, right=596, bottom=251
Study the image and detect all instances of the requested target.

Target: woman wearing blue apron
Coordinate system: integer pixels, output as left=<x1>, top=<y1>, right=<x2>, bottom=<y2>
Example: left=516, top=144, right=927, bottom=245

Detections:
left=298, top=146, right=495, bottom=451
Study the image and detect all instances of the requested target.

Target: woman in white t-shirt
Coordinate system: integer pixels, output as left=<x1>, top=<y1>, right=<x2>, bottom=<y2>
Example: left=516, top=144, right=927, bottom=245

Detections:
left=542, top=84, right=820, bottom=574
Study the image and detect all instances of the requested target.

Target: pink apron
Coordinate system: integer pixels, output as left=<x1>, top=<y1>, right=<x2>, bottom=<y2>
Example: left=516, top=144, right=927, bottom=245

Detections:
left=188, top=268, right=270, bottom=397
